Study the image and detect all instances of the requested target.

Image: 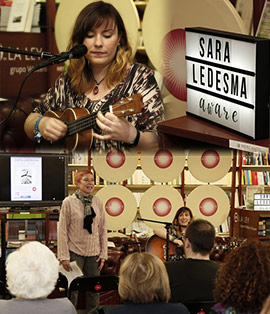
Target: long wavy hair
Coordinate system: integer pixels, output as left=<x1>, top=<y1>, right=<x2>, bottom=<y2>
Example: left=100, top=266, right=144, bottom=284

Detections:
left=172, top=206, right=193, bottom=238
left=213, top=239, right=270, bottom=313
left=66, top=1, right=133, bottom=95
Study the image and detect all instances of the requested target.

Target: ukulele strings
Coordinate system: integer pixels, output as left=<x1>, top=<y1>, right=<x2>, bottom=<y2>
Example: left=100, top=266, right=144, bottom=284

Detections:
left=67, top=107, right=107, bottom=136
left=67, top=101, right=127, bottom=136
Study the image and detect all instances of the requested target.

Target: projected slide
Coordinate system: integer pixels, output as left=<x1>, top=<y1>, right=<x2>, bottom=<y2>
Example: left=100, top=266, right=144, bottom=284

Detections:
left=10, top=156, right=42, bottom=201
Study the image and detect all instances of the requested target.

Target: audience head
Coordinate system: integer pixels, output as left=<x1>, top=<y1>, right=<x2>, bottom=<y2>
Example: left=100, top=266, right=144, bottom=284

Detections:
left=6, top=241, right=59, bottom=299
left=118, top=252, right=170, bottom=304
left=185, top=218, right=215, bottom=255
left=213, top=239, right=270, bottom=313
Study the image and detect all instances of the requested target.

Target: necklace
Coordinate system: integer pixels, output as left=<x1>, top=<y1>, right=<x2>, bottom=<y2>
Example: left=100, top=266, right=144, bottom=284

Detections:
left=93, top=76, right=106, bottom=95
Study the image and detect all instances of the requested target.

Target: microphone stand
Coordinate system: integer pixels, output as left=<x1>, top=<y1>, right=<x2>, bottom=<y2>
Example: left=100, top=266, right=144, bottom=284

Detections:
left=137, top=217, right=173, bottom=262
left=0, top=47, right=56, bottom=59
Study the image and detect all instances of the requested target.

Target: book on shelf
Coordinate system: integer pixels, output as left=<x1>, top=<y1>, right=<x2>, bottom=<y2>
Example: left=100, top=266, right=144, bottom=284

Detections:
left=132, top=168, right=151, bottom=185
left=69, top=150, right=88, bottom=165
left=243, top=151, right=270, bottom=166
left=242, top=170, right=270, bottom=186
left=48, top=220, right=58, bottom=241
left=7, top=0, right=35, bottom=32
left=246, top=185, right=264, bottom=209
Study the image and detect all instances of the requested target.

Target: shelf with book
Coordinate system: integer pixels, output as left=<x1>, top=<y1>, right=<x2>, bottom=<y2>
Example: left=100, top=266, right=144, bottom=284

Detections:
left=0, top=209, right=60, bottom=284
left=67, top=150, right=90, bottom=193
left=237, top=151, right=270, bottom=210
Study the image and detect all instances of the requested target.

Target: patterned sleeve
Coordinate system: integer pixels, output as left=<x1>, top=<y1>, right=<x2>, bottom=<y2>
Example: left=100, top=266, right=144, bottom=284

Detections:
left=127, top=64, right=164, bottom=133
left=33, top=72, right=83, bottom=115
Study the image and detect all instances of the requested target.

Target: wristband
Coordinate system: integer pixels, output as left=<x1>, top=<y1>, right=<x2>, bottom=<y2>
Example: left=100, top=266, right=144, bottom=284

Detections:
left=126, top=128, right=140, bottom=148
left=34, top=116, right=44, bottom=143
left=171, top=235, right=177, bottom=242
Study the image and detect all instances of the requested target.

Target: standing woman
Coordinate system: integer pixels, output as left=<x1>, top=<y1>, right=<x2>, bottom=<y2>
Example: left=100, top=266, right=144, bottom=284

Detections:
left=24, top=1, right=164, bottom=152
left=153, top=206, right=193, bottom=259
left=57, top=169, right=107, bottom=312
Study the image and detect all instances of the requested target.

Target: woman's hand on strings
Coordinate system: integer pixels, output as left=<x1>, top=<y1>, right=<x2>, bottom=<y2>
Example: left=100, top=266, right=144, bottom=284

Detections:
left=93, top=110, right=137, bottom=143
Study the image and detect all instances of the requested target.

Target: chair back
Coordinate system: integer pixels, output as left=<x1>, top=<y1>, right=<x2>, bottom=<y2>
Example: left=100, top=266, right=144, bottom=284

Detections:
left=48, top=272, right=68, bottom=298
left=68, top=275, right=119, bottom=300
left=56, top=272, right=68, bottom=297
left=0, top=280, right=12, bottom=299
left=182, top=301, right=216, bottom=314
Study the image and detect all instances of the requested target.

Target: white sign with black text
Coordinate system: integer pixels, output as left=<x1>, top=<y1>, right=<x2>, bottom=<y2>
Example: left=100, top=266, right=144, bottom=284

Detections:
left=185, top=27, right=270, bottom=140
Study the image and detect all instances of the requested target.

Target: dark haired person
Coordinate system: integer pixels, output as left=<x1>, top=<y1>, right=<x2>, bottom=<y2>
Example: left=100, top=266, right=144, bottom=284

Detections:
left=154, top=206, right=193, bottom=260
left=24, top=1, right=164, bottom=152
left=165, top=219, right=220, bottom=303
left=210, top=239, right=270, bottom=314
left=58, top=169, right=107, bottom=312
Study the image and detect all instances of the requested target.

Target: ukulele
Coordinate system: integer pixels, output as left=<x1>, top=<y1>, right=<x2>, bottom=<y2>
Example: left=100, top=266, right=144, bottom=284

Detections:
left=42, top=93, right=143, bottom=152
left=146, top=235, right=178, bottom=262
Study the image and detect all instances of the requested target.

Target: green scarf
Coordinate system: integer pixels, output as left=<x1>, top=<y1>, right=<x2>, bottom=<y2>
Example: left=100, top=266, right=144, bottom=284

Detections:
left=75, top=189, right=96, bottom=234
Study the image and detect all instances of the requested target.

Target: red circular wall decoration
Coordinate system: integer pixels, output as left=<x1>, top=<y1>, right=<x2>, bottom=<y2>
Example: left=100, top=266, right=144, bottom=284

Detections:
left=96, top=185, right=137, bottom=230
left=139, top=185, right=184, bottom=229
left=186, top=185, right=230, bottom=227
left=199, top=197, right=218, bottom=216
left=153, top=198, right=172, bottom=217
left=162, top=29, right=187, bottom=101
left=187, top=148, right=232, bottom=183
left=201, top=150, right=220, bottom=169
left=140, top=149, right=185, bottom=183
left=92, top=151, right=138, bottom=183
left=106, top=150, right=125, bottom=168
left=105, top=197, right=124, bottom=217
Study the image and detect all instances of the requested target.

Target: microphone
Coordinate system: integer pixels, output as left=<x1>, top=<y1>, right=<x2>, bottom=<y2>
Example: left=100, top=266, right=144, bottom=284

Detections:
left=33, top=44, right=88, bottom=70
left=0, top=47, right=55, bottom=58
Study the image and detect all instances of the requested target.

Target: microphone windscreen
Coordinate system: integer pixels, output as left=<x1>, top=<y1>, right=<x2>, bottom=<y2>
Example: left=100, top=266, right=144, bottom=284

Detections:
left=70, top=44, right=87, bottom=58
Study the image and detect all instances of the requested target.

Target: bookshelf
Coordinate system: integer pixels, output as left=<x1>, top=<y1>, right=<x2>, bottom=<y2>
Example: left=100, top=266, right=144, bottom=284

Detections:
left=0, top=209, right=59, bottom=284
left=229, top=150, right=270, bottom=240
left=230, top=207, right=270, bottom=241
left=237, top=151, right=270, bottom=208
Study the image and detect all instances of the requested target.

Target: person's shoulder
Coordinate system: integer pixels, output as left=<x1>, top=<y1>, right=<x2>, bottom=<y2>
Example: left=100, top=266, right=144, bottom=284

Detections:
left=61, top=194, right=77, bottom=206
left=63, top=194, right=75, bottom=202
left=208, top=259, right=221, bottom=269
left=130, top=62, right=154, bottom=75
left=167, top=302, right=190, bottom=313
left=46, top=298, right=76, bottom=313
left=93, top=194, right=104, bottom=207
left=165, top=260, right=186, bottom=270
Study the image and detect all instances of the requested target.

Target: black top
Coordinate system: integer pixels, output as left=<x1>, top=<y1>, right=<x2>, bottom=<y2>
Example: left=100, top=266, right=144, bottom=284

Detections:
left=106, top=302, right=189, bottom=314
left=165, top=258, right=220, bottom=303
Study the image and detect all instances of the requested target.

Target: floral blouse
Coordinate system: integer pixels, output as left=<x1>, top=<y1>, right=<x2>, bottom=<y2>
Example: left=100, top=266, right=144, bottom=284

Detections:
left=34, top=63, right=164, bottom=151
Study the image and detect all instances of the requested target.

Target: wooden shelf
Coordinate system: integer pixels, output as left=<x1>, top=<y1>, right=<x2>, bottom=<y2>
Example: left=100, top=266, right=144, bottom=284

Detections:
left=68, top=163, right=88, bottom=168
left=158, top=115, right=270, bottom=150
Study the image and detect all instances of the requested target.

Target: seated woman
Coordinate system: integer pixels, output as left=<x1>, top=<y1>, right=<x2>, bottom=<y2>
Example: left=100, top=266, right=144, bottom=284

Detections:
left=153, top=206, right=193, bottom=260
left=0, top=241, right=76, bottom=314
left=106, top=252, right=189, bottom=314
left=24, top=1, right=164, bottom=152
left=210, top=239, right=270, bottom=314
